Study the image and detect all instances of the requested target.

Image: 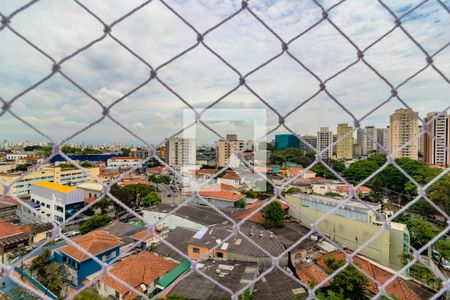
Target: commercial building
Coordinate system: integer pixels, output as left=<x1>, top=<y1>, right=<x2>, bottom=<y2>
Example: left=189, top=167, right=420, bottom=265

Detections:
left=164, top=137, right=196, bottom=170
left=317, top=127, right=333, bottom=159
left=423, top=112, right=450, bottom=166
left=5, top=153, right=27, bottom=161
left=336, top=123, right=353, bottom=160
left=274, top=133, right=300, bottom=150
left=216, top=134, right=244, bottom=167
left=28, top=182, right=85, bottom=223
left=106, top=156, right=143, bottom=169
left=389, top=108, right=420, bottom=159
left=0, top=166, right=99, bottom=197
left=285, top=194, right=409, bottom=269
left=376, top=127, right=389, bottom=153
left=357, top=126, right=378, bottom=155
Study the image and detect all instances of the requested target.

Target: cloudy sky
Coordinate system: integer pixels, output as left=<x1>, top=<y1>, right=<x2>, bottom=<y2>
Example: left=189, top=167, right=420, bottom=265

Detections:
left=0, top=0, right=449, bottom=146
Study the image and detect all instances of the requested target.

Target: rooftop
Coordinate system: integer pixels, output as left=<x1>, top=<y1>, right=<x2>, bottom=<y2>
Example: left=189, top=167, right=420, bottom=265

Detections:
left=198, top=190, right=244, bottom=202
left=33, top=181, right=79, bottom=193
left=58, top=230, right=123, bottom=262
left=108, top=156, right=142, bottom=160
left=100, top=251, right=177, bottom=300
left=153, top=227, right=196, bottom=262
left=76, top=182, right=104, bottom=191
left=144, top=204, right=229, bottom=227
left=169, top=260, right=258, bottom=299
left=253, top=269, right=305, bottom=300
left=294, top=193, right=381, bottom=212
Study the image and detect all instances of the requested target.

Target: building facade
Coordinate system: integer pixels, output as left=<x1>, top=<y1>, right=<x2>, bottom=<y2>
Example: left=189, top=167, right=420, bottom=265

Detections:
left=300, top=135, right=317, bottom=152
left=106, top=156, right=143, bottom=169
left=274, top=134, right=300, bottom=150
left=29, top=182, right=85, bottom=223
left=357, top=126, right=378, bottom=155
left=0, top=166, right=99, bottom=197
left=376, top=127, right=389, bottom=153
left=216, top=134, right=245, bottom=168
left=423, top=112, right=450, bottom=166
left=164, top=137, right=196, bottom=170
left=317, top=127, right=333, bottom=159
left=389, top=108, right=420, bottom=159
left=285, top=194, right=409, bottom=269
left=336, top=123, right=353, bottom=160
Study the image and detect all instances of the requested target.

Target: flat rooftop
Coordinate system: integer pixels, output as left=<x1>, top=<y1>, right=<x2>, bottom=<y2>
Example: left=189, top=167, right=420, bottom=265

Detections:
left=293, top=193, right=381, bottom=212
left=33, top=181, right=79, bottom=193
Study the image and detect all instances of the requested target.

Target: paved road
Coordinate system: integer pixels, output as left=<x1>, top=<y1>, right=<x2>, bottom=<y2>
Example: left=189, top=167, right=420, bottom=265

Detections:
left=155, top=183, right=186, bottom=205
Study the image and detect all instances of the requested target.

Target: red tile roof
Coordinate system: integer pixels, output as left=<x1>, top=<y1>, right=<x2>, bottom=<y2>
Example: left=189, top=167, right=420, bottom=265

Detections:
left=296, top=264, right=330, bottom=287
left=317, top=251, right=422, bottom=300
left=238, top=200, right=288, bottom=224
left=222, top=172, right=240, bottom=180
left=100, top=251, right=177, bottom=300
left=59, top=230, right=122, bottom=262
left=131, top=229, right=155, bottom=241
left=199, top=190, right=244, bottom=202
left=0, top=220, right=27, bottom=239
left=199, top=183, right=237, bottom=192
left=336, top=186, right=372, bottom=193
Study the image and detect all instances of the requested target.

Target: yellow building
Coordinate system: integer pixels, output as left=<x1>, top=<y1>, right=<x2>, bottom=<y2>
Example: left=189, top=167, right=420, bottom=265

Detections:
left=216, top=134, right=244, bottom=167
left=336, top=123, right=353, bottom=160
left=389, top=108, right=420, bottom=159
left=285, top=194, right=409, bottom=270
left=0, top=166, right=99, bottom=198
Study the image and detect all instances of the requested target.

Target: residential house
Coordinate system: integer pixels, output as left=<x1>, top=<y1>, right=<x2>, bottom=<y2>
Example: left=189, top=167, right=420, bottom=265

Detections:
left=106, top=156, right=144, bottom=170
left=54, top=230, right=123, bottom=286
left=97, top=251, right=177, bottom=300
left=0, top=220, right=31, bottom=263
left=189, top=190, right=246, bottom=209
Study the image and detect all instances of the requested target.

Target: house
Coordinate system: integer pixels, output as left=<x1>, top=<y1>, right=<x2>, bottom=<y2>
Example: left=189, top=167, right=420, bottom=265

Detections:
left=130, top=223, right=169, bottom=250
left=217, top=171, right=241, bottom=187
left=316, top=251, right=434, bottom=300
left=168, top=260, right=258, bottom=300
left=253, top=269, right=306, bottom=300
left=273, top=167, right=317, bottom=179
left=0, top=196, right=17, bottom=218
left=76, top=182, right=104, bottom=199
left=187, top=224, right=286, bottom=267
left=153, top=227, right=197, bottom=262
left=54, top=230, right=123, bottom=286
left=97, top=251, right=177, bottom=300
left=142, top=204, right=229, bottom=231
left=0, top=220, right=31, bottom=263
left=237, top=200, right=289, bottom=225
left=189, top=190, right=245, bottom=209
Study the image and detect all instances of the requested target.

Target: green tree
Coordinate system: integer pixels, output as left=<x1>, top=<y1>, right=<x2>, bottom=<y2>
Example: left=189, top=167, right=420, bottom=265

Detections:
left=263, top=201, right=284, bottom=229
left=234, top=198, right=246, bottom=208
left=73, top=289, right=103, bottom=300
left=121, top=148, right=131, bottom=156
left=41, top=263, right=68, bottom=297
left=30, top=249, right=52, bottom=278
left=399, top=216, right=438, bottom=249
left=142, top=191, right=161, bottom=207
left=15, top=164, right=30, bottom=171
left=9, top=285, right=39, bottom=300
left=409, top=199, right=436, bottom=217
left=92, top=197, right=111, bottom=214
left=316, top=290, right=346, bottom=300
left=323, top=257, right=368, bottom=300
left=80, top=162, right=93, bottom=168
left=79, top=215, right=112, bottom=234
left=435, top=239, right=450, bottom=263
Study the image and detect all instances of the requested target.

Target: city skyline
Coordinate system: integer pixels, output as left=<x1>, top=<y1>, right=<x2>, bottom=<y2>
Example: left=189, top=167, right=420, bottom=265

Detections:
left=1, top=0, right=449, bottom=144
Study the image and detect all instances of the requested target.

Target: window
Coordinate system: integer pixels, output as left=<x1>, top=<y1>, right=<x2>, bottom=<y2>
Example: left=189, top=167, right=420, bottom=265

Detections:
left=192, top=247, right=200, bottom=254
left=216, top=252, right=224, bottom=258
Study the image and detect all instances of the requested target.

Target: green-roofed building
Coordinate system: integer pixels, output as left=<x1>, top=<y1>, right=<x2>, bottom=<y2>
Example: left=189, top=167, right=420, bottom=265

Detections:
left=156, top=259, right=191, bottom=290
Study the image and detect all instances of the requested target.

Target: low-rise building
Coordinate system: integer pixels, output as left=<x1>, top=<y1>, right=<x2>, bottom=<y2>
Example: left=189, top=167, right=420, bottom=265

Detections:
left=76, top=182, right=104, bottom=199
left=0, top=166, right=99, bottom=197
left=28, top=182, right=85, bottom=223
left=0, top=196, right=17, bottom=218
left=0, top=220, right=31, bottom=263
left=142, top=204, right=228, bottom=231
left=97, top=251, right=177, bottom=300
left=190, top=190, right=246, bottom=209
left=106, top=156, right=143, bottom=169
left=54, top=230, right=123, bottom=286
left=285, top=194, right=409, bottom=269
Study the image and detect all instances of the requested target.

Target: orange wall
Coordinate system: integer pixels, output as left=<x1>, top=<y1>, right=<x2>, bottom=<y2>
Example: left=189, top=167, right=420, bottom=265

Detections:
left=187, top=243, right=229, bottom=260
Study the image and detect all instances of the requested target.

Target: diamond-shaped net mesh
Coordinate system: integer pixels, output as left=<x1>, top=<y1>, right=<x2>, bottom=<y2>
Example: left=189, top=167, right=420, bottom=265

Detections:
left=0, top=0, right=449, bottom=299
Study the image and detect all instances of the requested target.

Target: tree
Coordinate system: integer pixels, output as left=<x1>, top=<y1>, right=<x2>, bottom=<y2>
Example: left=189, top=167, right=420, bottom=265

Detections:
left=400, top=216, right=438, bottom=249
left=41, top=263, right=68, bottom=297
left=234, top=198, right=246, bottom=208
left=263, top=201, right=284, bottom=229
left=80, top=162, right=93, bottom=168
left=15, top=164, right=30, bottom=171
left=30, top=249, right=52, bottom=278
left=435, top=239, right=450, bottom=264
left=410, top=199, right=436, bottom=217
left=142, top=191, right=161, bottom=207
left=316, top=290, right=346, bottom=300
left=323, top=257, right=368, bottom=300
left=9, top=285, right=39, bottom=300
left=73, top=289, right=103, bottom=300
left=121, top=148, right=131, bottom=156
left=79, top=215, right=112, bottom=234
left=92, top=197, right=111, bottom=214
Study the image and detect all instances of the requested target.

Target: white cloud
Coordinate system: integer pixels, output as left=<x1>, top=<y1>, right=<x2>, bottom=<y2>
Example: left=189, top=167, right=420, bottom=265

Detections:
left=0, top=0, right=449, bottom=145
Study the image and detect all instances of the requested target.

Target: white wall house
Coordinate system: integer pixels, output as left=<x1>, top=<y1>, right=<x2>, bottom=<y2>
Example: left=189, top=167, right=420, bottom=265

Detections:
left=106, top=157, right=143, bottom=169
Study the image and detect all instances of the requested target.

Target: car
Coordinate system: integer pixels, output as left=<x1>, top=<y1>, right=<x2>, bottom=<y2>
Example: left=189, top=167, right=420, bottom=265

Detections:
left=432, top=249, right=441, bottom=262
left=167, top=193, right=172, bottom=197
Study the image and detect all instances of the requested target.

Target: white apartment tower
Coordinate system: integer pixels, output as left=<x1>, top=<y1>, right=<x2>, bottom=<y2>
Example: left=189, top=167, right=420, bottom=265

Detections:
left=389, top=108, right=419, bottom=160
left=317, top=127, right=333, bottom=159
left=423, top=112, right=450, bottom=166
left=164, top=137, right=196, bottom=169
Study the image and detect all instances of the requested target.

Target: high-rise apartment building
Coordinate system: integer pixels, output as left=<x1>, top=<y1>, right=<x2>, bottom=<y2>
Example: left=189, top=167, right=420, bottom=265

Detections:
left=216, top=134, right=244, bottom=167
left=317, top=127, right=333, bottom=159
left=423, top=112, right=450, bottom=166
left=376, top=127, right=389, bottom=153
left=357, top=126, right=378, bottom=155
left=336, top=123, right=353, bottom=160
left=274, top=134, right=300, bottom=150
left=389, top=108, right=420, bottom=160
left=300, top=135, right=317, bottom=152
left=164, top=137, right=196, bottom=169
